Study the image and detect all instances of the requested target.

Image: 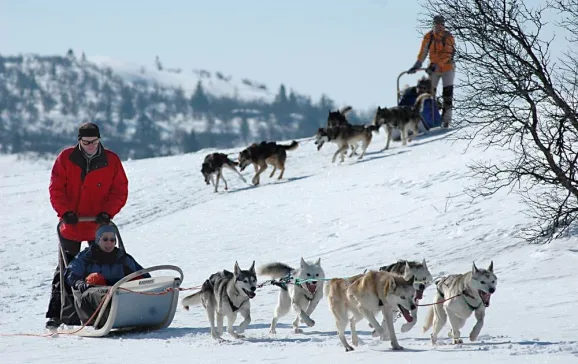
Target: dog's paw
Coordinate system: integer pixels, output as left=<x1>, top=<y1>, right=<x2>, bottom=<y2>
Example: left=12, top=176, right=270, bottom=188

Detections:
left=269, top=329, right=277, bottom=335
left=371, top=329, right=380, bottom=338
left=304, top=318, right=315, bottom=327
left=401, top=322, right=415, bottom=333
left=345, top=345, right=355, bottom=352
left=391, top=343, right=404, bottom=351
left=469, top=332, right=478, bottom=342
left=452, top=338, right=463, bottom=345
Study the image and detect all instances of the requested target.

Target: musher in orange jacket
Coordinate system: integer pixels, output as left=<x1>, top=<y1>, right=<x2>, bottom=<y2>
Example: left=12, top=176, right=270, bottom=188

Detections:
left=408, top=15, right=455, bottom=128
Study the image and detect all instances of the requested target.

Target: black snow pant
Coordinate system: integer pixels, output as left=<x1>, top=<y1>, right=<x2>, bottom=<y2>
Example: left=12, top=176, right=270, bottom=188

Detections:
left=45, top=237, right=94, bottom=324
left=73, top=287, right=112, bottom=329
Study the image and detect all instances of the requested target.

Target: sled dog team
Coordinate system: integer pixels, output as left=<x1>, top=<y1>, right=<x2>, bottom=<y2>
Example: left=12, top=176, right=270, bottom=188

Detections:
left=181, top=257, right=498, bottom=351
left=200, top=103, right=425, bottom=193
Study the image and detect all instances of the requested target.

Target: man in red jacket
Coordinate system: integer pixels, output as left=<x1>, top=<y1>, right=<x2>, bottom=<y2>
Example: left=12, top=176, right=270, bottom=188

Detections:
left=45, top=122, right=129, bottom=329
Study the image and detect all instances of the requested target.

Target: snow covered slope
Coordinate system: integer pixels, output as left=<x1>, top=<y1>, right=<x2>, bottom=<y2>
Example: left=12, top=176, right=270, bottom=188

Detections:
left=0, top=126, right=577, bottom=363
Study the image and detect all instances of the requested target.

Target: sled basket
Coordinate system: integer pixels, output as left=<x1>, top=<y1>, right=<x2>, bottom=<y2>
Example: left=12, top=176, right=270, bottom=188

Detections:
left=387, top=69, right=443, bottom=140
left=56, top=217, right=184, bottom=337
left=76, top=265, right=184, bottom=337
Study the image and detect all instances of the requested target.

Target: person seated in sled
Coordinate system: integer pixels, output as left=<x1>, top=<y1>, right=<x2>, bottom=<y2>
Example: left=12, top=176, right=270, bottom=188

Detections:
left=398, top=76, right=433, bottom=106
left=64, top=224, right=151, bottom=327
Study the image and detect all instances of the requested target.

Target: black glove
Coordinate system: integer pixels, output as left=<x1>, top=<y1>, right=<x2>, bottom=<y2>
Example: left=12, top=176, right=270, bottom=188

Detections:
left=74, top=280, right=90, bottom=293
left=408, top=60, right=422, bottom=74
left=426, top=63, right=438, bottom=75
left=95, top=212, right=111, bottom=225
left=62, top=211, right=78, bottom=224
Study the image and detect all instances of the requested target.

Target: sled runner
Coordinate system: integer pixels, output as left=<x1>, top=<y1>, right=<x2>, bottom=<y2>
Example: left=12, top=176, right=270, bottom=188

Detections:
left=56, top=217, right=184, bottom=337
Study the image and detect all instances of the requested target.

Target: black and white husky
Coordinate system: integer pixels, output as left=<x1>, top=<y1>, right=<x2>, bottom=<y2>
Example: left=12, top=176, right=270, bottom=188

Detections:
left=181, top=261, right=257, bottom=341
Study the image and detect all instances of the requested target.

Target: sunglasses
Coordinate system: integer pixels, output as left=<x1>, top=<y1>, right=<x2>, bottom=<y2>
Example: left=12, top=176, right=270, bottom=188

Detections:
left=80, top=139, right=100, bottom=146
left=101, top=237, right=116, bottom=242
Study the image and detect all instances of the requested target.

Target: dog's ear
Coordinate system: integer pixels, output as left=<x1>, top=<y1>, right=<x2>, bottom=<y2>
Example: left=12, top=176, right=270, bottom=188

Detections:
left=386, top=275, right=397, bottom=294
left=405, top=260, right=411, bottom=271
left=488, top=261, right=494, bottom=272
left=300, top=257, right=307, bottom=268
left=422, top=258, right=428, bottom=270
left=315, top=257, right=321, bottom=266
left=234, top=261, right=241, bottom=276
left=249, top=260, right=256, bottom=274
left=472, top=261, right=479, bottom=274
left=406, top=275, right=415, bottom=286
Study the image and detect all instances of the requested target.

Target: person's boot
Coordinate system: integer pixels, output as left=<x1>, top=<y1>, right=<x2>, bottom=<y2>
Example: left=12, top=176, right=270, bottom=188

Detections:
left=45, top=317, right=61, bottom=330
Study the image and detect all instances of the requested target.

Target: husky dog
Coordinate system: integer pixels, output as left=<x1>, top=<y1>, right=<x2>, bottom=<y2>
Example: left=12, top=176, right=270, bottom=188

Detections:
left=324, top=273, right=364, bottom=351
left=333, top=270, right=416, bottom=351
left=181, top=261, right=257, bottom=341
left=201, top=152, right=247, bottom=193
left=325, top=105, right=363, bottom=156
left=237, top=140, right=299, bottom=185
left=378, top=259, right=433, bottom=333
left=423, top=261, right=497, bottom=345
left=372, top=103, right=422, bottom=150
left=314, top=123, right=379, bottom=163
left=327, top=105, right=353, bottom=128
left=258, top=257, right=325, bottom=334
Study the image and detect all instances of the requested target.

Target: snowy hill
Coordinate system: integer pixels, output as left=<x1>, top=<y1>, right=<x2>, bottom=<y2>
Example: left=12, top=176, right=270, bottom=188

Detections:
left=1, top=126, right=577, bottom=363
left=0, top=52, right=357, bottom=159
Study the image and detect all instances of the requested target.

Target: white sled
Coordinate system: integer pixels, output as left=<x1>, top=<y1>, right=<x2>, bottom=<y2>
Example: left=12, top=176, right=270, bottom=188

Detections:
left=76, top=264, right=183, bottom=337
left=56, top=218, right=184, bottom=337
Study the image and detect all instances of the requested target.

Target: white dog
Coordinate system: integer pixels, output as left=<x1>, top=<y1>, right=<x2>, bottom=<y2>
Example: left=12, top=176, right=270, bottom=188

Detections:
left=423, top=261, right=497, bottom=344
left=258, top=257, right=325, bottom=334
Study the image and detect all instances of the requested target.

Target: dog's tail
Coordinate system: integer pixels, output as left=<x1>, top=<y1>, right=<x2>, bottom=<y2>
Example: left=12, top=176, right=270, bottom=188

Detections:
left=340, top=106, right=353, bottom=115
left=258, top=262, right=294, bottom=279
left=280, top=140, right=299, bottom=151
left=422, top=304, right=435, bottom=333
left=181, top=291, right=202, bottom=311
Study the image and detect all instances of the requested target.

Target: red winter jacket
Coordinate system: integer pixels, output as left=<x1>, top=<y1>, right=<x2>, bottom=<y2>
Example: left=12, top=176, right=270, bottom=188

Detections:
left=49, top=144, right=129, bottom=242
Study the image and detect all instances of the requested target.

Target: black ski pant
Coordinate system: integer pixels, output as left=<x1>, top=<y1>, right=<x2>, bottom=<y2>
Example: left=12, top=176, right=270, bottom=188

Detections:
left=45, top=237, right=94, bottom=323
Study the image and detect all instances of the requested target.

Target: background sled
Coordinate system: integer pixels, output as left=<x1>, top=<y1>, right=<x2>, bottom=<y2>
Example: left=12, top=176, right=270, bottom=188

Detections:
left=389, top=69, right=444, bottom=141
left=56, top=217, right=184, bottom=337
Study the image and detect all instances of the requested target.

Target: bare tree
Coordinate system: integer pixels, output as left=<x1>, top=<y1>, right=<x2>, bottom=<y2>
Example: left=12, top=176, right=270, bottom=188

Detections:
left=418, top=0, right=578, bottom=242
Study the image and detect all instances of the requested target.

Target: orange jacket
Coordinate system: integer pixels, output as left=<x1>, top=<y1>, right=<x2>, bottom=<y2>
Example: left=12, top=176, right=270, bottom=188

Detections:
left=417, top=29, right=455, bottom=73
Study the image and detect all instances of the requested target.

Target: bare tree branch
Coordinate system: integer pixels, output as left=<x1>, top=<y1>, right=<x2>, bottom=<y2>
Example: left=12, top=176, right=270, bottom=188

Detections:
left=420, top=0, right=578, bottom=242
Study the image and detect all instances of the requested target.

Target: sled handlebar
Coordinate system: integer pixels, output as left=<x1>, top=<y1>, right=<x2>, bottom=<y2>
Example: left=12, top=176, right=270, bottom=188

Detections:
left=397, top=68, right=429, bottom=101
left=78, top=216, right=98, bottom=222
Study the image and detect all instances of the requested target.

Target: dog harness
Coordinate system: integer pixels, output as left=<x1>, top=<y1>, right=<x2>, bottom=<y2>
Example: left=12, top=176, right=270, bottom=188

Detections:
left=227, top=295, right=247, bottom=313
left=436, top=278, right=482, bottom=310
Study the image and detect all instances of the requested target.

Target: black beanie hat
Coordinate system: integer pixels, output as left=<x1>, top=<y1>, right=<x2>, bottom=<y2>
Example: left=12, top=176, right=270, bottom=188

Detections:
left=78, top=122, right=101, bottom=139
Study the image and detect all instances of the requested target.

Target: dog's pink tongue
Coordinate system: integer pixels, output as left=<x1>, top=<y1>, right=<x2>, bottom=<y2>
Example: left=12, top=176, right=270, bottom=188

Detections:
left=480, top=291, right=491, bottom=306
left=306, top=283, right=317, bottom=294
left=416, top=288, right=424, bottom=301
left=399, top=305, right=413, bottom=322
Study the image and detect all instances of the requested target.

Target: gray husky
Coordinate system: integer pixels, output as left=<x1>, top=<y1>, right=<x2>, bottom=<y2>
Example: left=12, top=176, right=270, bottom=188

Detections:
left=377, top=259, right=433, bottom=333
left=423, top=261, right=497, bottom=345
left=372, top=102, right=422, bottom=150
left=181, top=261, right=257, bottom=341
left=314, top=124, right=379, bottom=163
left=258, top=257, right=325, bottom=334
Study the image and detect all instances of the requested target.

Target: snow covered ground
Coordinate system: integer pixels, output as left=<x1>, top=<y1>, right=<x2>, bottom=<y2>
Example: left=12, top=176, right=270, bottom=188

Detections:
left=1, top=126, right=577, bottom=363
